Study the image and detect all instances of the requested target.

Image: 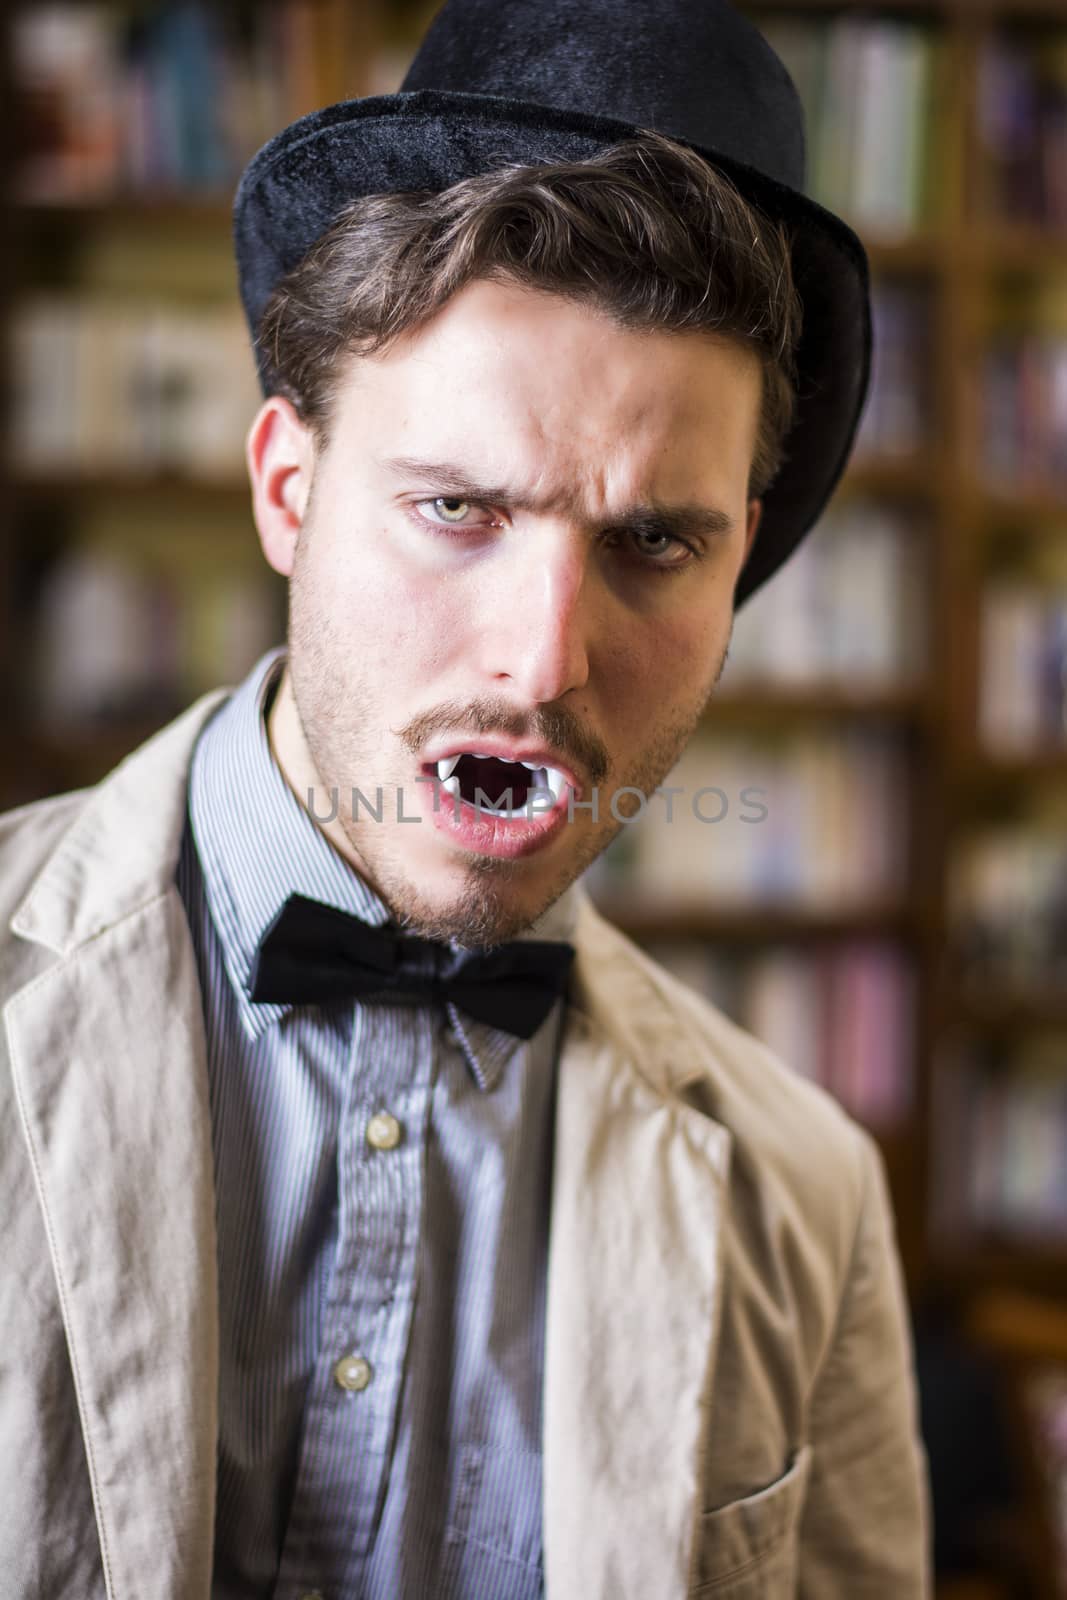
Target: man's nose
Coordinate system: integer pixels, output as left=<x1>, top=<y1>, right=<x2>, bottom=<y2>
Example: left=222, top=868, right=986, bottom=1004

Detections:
left=477, top=527, right=594, bottom=704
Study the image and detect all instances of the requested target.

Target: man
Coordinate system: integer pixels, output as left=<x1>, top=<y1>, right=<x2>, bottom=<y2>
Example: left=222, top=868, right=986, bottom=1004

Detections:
left=1, top=0, right=930, bottom=1595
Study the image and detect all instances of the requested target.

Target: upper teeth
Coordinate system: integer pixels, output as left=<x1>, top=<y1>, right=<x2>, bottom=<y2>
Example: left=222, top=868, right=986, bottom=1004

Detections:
left=539, top=766, right=567, bottom=803
left=434, top=753, right=568, bottom=803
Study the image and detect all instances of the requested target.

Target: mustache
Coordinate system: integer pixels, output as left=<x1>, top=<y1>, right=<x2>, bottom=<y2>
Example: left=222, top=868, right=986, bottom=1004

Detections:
left=397, top=697, right=611, bottom=787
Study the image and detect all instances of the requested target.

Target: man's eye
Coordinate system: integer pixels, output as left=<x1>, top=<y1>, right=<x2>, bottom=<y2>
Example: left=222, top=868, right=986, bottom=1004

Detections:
left=624, top=528, right=697, bottom=569
left=634, top=531, right=674, bottom=556
left=419, top=497, right=477, bottom=525
left=405, top=497, right=504, bottom=542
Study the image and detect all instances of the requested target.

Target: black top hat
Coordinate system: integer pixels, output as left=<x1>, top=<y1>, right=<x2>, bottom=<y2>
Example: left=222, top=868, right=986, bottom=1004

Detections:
left=234, top=0, right=871, bottom=607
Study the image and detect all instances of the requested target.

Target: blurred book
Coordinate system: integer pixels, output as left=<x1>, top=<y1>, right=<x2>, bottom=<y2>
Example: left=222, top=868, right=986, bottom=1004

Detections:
left=933, top=1036, right=1067, bottom=1244
left=12, top=4, right=122, bottom=201
left=983, top=331, right=1067, bottom=492
left=11, top=296, right=262, bottom=478
left=28, top=533, right=285, bottom=728
left=760, top=15, right=934, bottom=235
left=951, top=822, right=1067, bottom=992
left=1020, top=1363, right=1067, bottom=1588
left=640, top=936, right=915, bottom=1130
left=583, top=728, right=910, bottom=911
left=12, top=1, right=339, bottom=201
left=721, top=498, right=927, bottom=689
left=853, top=284, right=933, bottom=461
left=978, top=30, right=1067, bottom=230
left=981, top=579, right=1067, bottom=752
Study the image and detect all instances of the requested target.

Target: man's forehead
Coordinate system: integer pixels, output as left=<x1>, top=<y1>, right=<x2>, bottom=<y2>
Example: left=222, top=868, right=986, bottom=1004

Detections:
left=337, top=277, right=759, bottom=392
left=323, top=281, right=762, bottom=511
left=337, top=341, right=758, bottom=459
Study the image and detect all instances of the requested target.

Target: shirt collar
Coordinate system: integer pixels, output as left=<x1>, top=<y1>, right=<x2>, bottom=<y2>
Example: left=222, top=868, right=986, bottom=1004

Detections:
left=188, top=646, right=576, bottom=1089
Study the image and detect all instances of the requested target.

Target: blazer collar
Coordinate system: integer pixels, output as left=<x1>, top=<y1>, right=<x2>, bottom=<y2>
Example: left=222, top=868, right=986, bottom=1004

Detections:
left=11, top=688, right=231, bottom=957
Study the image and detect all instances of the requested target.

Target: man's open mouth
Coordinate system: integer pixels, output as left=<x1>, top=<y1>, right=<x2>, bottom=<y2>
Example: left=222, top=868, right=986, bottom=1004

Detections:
left=429, top=753, right=568, bottom=816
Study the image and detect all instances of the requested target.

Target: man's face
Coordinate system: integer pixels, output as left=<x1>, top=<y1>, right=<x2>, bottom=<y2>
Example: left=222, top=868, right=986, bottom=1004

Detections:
left=254, top=277, right=763, bottom=946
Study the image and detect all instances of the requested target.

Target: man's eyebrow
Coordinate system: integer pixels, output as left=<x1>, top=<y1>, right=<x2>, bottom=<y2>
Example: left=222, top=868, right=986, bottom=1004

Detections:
left=377, top=454, right=737, bottom=539
left=380, top=455, right=535, bottom=509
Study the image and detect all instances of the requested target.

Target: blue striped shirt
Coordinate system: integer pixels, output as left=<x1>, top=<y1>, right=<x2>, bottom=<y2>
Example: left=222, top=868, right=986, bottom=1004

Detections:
left=174, top=645, right=576, bottom=1599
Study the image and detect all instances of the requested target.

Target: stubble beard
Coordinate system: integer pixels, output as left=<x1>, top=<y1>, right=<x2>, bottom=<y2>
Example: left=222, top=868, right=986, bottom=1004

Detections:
left=286, top=513, right=733, bottom=948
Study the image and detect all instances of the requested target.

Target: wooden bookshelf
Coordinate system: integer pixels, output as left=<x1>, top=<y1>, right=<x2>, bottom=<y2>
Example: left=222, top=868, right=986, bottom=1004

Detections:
left=961, top=751, right=1067, bottom=785
left=4, top=3, right=1067, bottom=1591
left=844, top=451, right=944, bottom=496
left=706, top=684, right=930, bottom=721
left=13, top=473, right=252, bottom=504
left=13, top=196, right=236, bottom=226
left=600, top=898, right=922, bottom=943
left=952, top=988, right=1067, bottom=1031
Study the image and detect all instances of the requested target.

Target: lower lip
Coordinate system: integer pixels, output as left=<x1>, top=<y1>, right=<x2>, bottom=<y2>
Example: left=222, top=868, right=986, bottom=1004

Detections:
left=416, top=769, right=576, bottom=858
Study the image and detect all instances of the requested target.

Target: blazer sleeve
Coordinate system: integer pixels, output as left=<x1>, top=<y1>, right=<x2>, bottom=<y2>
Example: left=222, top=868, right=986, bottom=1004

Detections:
left=798, top=1132, right=933, bottom=1598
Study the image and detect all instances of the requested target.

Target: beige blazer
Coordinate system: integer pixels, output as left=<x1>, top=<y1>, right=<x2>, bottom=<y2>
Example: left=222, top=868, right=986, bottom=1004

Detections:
left=1, top=690, right=931, bottom=1599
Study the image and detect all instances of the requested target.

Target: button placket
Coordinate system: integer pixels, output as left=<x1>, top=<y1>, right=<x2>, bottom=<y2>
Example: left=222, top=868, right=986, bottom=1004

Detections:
left=274, top=1004, right=438, bottom=1592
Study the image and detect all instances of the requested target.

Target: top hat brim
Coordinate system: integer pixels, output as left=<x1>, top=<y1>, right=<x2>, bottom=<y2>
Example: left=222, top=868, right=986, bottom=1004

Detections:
left=234, top=89, right=871, bottom=607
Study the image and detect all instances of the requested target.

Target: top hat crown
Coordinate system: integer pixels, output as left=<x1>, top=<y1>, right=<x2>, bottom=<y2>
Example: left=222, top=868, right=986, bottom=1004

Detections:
left=401, top=0, right=807, bottom=192
left=234, top=0, right=871, bottom=605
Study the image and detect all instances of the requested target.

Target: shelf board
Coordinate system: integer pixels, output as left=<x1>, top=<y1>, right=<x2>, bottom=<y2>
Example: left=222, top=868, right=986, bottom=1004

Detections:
left=750, top=0, right=1067, bottom=13
left=870, top=1123, right=922, bottom=1179
left=746, top=0, right=975, bottom=12
left=13, top=472, right=251, bottom=505
left=979, top=487, right=1067, bottom=528
left=12, top=194, right=235, bottom=227
left=986, top=0, right=1067, bottom=14
left=705, top=684, right=928, bottom=721
left=975, top=224, right=1067, bottom=274
left=590, top=898, right=919, bottom=943
left=950, top=987, right=1067, bottom=1030
left=933, top=1244, right=1067, bottom=1289
left=960, top=748, right=1067, bottom=784
left=12, top=718, right=180, bottom=788
left=841, top=454, right=940, bottom=499
left=866, top=232, right=949, bottom=274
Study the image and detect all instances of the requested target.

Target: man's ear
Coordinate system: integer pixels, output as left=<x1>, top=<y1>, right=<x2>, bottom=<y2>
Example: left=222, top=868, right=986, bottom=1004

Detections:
left=246, top=396, right=316, bottom=578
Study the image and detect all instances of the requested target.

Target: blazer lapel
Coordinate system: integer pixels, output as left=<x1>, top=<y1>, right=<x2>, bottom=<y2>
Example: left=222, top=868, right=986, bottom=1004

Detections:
left=544, top=899, right=732, bottom=1600
left=5, top=692, right=228, bottom=1600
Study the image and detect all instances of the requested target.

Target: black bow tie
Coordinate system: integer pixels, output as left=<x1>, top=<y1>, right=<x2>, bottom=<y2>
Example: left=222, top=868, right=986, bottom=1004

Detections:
left=248, top=893, right=575, bottom=1040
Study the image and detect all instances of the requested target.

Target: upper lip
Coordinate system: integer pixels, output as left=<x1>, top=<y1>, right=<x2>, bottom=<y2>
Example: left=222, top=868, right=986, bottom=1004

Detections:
left=421, top=739, right=583, bottom=797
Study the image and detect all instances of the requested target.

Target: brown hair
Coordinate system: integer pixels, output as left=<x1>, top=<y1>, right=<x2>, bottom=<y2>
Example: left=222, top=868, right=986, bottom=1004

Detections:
left=257, top=129, right=803, bottom=499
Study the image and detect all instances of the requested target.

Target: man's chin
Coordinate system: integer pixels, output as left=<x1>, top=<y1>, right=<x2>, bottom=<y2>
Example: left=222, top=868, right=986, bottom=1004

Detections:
left=391, top=871, right=558, bottom=950
left=396, top=900, right=540, bottom=951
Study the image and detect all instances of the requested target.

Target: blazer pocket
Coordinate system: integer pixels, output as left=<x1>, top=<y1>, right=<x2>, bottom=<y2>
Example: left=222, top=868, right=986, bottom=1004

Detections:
left=690, top=1444, right=813, bottom=1597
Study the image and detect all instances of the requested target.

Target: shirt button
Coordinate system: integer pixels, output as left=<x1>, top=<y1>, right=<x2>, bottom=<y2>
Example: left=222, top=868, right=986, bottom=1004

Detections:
left=365, top=1111, right=402, bottom=1150
left=333, top=1353, right=373, bottom=1393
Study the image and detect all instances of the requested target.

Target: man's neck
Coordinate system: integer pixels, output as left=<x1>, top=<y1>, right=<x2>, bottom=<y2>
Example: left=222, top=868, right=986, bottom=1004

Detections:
left=265, top=663, right=371, bottom=881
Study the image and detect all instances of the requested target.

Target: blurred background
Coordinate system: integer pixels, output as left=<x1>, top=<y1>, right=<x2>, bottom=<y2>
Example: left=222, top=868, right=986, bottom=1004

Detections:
left=3, top=0, right=1067, bottom=1593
